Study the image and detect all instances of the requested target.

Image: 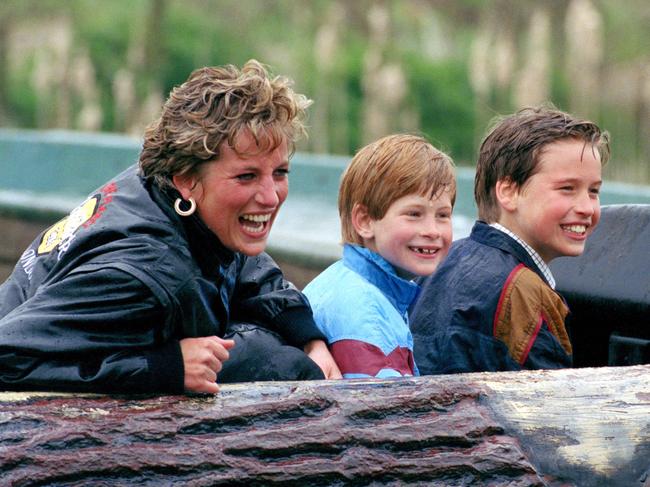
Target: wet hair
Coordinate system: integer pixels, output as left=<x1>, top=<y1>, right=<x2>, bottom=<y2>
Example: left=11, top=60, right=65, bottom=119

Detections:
left=475, top=104, right=611, bottom=223
left=339, top=134, right=456, bottom=245
left=139, top=59, right=312, bottom=191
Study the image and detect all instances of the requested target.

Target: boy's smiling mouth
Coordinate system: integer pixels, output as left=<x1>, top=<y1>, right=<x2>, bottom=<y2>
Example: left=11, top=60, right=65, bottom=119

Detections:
left=561, top=224, right=588, bottom=236
left=410, top=246, right=439, bottom=255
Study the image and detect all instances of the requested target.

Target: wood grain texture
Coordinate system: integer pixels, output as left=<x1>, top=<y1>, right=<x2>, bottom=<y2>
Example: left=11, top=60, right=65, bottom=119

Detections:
left=1, top=365, right=649, bottom=486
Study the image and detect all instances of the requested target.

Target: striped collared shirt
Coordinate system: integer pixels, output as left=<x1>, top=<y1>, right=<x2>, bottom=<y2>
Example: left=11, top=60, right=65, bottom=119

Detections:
left=489, top=223, right=556, bottom=289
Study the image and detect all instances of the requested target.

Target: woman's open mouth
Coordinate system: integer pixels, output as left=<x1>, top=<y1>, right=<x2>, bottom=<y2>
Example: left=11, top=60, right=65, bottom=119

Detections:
left=240, top=213, right=272, bottom=235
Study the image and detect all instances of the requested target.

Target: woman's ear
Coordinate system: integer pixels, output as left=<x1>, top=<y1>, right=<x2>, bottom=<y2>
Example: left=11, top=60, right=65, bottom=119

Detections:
left=351, top=203, right=375, bottom=241
left=495, top=178, right=519, bottom=212
left=172, top=173, right=196, bottom=201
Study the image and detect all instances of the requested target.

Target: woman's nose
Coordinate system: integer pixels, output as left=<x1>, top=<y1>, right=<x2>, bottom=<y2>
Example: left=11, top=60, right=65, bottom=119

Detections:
left=255, top=177, right=280, bottom=207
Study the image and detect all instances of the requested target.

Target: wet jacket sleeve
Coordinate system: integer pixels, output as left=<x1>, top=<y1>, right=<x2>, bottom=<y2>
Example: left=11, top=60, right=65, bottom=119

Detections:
left=0, top=266, right=185, bottom=393
left=230, top=253, right=326, bottom=348
left=415, top=326, right=522, bottom=374
left=492, top=266, right=573, bottom=370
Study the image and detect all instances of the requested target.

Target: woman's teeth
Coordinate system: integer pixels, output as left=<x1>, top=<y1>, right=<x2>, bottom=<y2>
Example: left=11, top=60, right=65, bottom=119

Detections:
left=241, top=214, right=270, bottom=233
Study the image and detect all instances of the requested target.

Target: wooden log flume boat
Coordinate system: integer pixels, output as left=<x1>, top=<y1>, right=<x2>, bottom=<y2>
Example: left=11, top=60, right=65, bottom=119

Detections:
left=1, top=365, right=649, bottom=486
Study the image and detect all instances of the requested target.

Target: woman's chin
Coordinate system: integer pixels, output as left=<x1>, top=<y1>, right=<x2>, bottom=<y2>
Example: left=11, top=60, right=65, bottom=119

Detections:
left=234, top=237, right=269, bottom=256
left=238, top=247, right=266, bottom=257
left=218, top=221, right=275, bottom=256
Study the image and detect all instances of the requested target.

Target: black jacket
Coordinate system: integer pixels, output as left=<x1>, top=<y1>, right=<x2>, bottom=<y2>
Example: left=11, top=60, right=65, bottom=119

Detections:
left=0, top=165, right=324, bottom=393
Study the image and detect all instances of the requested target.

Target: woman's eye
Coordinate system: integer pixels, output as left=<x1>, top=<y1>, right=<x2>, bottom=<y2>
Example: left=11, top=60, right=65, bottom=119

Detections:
left=236, top=173, right=255, bottom=181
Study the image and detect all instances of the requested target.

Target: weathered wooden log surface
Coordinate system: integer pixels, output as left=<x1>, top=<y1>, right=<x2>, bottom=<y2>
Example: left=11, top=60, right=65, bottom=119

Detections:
left=1, top=365, right=649, bottom=486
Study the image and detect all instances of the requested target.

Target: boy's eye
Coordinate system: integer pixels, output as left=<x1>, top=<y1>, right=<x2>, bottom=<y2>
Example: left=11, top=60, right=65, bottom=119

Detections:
left=406, top=211, right=422, bottom=218
left=274, top=168, right=290, bottom=178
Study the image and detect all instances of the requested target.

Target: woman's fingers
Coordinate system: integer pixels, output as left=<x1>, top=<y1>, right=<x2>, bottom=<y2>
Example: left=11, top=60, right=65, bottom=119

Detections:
left=206, top=337, right=235, bottom=362
left=180, top=336, right=236, bottom=393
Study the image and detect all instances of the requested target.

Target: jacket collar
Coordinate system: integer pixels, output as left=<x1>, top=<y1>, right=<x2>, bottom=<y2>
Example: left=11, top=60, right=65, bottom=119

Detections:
left=470, top=221, right=549, bottom=284
left=146, top=176, right=236, bottom=274
left=342, top=244, right=420, bottom=314
left=489, top=222, right=556, bottom=288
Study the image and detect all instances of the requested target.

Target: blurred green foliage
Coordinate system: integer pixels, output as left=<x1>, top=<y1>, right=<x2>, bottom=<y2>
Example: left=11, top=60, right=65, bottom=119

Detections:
left=0, top=0, right=648, bottom=183
left=406, top=55, right=476, bottom=162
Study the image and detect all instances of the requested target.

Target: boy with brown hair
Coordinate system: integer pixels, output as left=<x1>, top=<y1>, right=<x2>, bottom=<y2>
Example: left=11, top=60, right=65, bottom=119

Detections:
left=303, top=134, right=456, bottom=378
left=410, top=105, right=610, bottom=374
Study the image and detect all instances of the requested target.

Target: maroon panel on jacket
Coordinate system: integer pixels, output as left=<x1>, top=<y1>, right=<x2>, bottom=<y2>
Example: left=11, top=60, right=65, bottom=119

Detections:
left=330, top=339, right=415, bottom=376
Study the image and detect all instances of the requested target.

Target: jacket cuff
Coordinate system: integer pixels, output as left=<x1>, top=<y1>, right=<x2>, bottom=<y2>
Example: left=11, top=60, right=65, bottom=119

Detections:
left=272, top=307, right=326, bottom=348
left=144, top=340, right=185, bottom=394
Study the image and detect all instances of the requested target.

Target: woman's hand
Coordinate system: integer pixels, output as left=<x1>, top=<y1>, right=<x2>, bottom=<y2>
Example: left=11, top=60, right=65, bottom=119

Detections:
left=303, top=339, right=342, bottom=379
left=180, top=336, right=236, bottom=393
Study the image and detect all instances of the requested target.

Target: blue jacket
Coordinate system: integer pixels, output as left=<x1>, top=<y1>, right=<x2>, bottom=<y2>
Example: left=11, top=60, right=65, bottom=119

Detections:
left=410, top=222, right=572, bottom=375
left=303, top=244, right=419, bottom=378
left=0, top=165, right=324, bottom=393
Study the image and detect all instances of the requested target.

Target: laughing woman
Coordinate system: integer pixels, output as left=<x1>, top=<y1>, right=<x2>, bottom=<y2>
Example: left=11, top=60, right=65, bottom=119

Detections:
left=0, top=60, right=341, bottom=394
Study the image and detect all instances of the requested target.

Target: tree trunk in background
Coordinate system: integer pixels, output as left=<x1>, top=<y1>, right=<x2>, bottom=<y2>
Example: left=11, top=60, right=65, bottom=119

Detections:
left=70, top=49, right=103, bottom=131
left=1, top=365, right=649, bottom=486
left=565, top=0, right=603, bottom=120
left=361, top=2, right=412, bottom=145
left=0, top=12, right=9, bottom=124
left=469, top=7, right=494, bottom=148
left=311, top=1, right=344, bottom=154
left=119, top=0, right=166, bottom=135
left=513, top=5, right=551, bottom=107
left=548, top=0, right=570, bottom=101
left=142, top=0, right=166, bottom=79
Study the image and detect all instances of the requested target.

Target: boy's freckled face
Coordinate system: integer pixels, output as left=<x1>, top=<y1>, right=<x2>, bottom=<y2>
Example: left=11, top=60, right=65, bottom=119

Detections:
left=499, top=138, right=602, bottom=263
left=365, top=190, right=453, bottom=276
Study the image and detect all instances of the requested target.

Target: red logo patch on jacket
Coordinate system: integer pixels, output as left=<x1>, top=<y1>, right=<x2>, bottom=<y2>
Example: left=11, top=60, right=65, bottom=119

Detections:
left=37, top=182, right=117, bottom=256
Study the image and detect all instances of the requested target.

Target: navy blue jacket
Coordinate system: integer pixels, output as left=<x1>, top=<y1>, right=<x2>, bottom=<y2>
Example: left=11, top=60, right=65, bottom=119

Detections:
left=410, top=222, right=573, bottom=375
left=0, top=165, right=324, bottom=393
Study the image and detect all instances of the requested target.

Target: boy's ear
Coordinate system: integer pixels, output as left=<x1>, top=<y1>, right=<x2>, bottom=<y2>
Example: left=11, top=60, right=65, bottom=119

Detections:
left=495, top=178, right=519, bottom=212
left=351, top=203, right=375, bottom=241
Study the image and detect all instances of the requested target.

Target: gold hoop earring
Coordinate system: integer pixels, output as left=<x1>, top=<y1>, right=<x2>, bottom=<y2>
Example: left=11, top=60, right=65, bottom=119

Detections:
left=174, top=197, right=196, bottom=217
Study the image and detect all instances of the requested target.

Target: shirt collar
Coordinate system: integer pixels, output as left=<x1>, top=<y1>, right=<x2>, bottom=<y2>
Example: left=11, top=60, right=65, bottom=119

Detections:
left=489, top=223, right=556, bottom=289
